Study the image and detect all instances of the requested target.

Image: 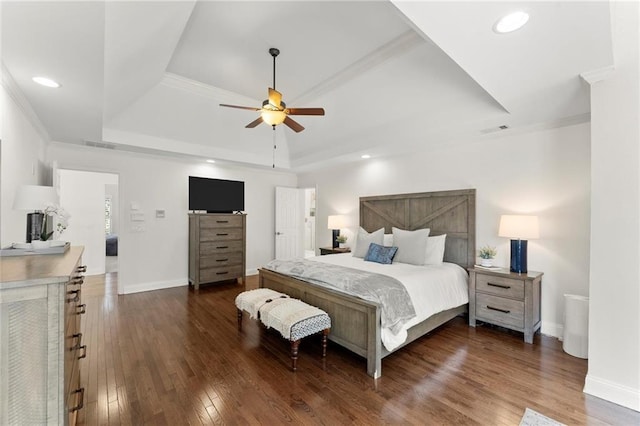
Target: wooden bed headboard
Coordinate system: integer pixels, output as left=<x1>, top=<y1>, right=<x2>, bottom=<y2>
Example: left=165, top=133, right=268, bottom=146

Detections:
left=359, top=189, right=476, bottom=268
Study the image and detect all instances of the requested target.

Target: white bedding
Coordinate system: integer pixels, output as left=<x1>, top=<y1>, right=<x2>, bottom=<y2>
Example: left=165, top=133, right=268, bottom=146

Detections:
left=310, top=253, right=469, bottom=351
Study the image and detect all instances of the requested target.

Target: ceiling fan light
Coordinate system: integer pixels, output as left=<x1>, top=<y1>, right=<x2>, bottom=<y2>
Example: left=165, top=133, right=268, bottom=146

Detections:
left=261, top=109, right=286, bottom=126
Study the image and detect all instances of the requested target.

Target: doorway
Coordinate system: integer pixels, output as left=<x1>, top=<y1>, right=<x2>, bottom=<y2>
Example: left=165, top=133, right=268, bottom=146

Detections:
left=274, top=186, right=317, bottom=260
left=57, top=169, right=119, bottom=276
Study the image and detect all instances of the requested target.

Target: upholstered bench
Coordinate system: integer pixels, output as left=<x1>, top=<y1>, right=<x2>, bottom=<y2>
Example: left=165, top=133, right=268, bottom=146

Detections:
left=235, top=288, right=331, bottom=371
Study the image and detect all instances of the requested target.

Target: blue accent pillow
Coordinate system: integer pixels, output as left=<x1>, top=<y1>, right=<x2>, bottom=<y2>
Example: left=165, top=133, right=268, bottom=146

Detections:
left=364, top=243, right=398, bottom=265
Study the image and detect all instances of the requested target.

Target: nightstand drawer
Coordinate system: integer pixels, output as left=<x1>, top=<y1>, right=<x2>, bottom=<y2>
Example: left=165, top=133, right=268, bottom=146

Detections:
left=476, top=293, right=524, bottom=329
left=476, top=274, right=524, bottom=300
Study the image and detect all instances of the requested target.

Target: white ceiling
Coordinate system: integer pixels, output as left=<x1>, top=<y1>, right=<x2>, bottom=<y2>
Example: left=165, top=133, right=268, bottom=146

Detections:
left=1, top=1, right=613, bottom=171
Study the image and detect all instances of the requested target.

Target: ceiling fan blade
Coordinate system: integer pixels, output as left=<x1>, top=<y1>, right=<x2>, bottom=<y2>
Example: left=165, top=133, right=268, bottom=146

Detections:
left=286, top=108, right=325, bottom=116
left=268, top=88, right=283, bottom=109
left=284, top=116, right=305, bottom=133
left=245, top=117, right=264, bottom=128
left=220, top=104, right=260, bottom=111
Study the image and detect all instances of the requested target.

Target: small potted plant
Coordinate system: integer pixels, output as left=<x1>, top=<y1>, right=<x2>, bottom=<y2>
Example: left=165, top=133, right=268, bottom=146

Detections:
left=336, top=234, right=348, bottom=248
left=478, top=245, right=497, bottom=267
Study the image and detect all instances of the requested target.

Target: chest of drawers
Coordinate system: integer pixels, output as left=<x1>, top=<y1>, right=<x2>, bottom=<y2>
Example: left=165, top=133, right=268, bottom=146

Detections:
left=189, top=213, right=246, bottom=290
left=0, top=246, right=86, bottom=425
left=468, top=267, right=543, bottom=343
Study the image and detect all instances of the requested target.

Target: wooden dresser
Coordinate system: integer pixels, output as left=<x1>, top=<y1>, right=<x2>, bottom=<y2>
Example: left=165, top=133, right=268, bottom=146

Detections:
left=468, top=267, right=543, bottom=343
left=189, top=213, right=246, bottom=290
left=0, top=246, right=86, bottom=425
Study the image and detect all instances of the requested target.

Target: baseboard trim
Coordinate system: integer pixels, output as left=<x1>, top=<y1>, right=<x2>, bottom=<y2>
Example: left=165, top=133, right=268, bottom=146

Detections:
left=246, top=268, right=258, bottom=276
left=541, top=321, right=563, bottom=339
left=123, top=278, right=186, bottom=294
left=584, top=374, right=640, bottom=412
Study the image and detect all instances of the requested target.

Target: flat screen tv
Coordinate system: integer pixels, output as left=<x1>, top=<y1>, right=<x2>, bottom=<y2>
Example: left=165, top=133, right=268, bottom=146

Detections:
left=189, top=176, right=244, bottom=213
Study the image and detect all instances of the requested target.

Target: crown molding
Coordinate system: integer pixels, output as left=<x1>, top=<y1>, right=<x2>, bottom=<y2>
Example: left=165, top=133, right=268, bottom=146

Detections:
left=580, top=65, right=615, bottom=84
left=1, top=63, right=51, bottom=143
left=161, top=72, right=258, bottom=105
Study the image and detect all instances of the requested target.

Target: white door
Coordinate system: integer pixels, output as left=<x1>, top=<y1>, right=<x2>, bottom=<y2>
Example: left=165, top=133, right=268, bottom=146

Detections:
left=275, top=186, right=302, bottom=260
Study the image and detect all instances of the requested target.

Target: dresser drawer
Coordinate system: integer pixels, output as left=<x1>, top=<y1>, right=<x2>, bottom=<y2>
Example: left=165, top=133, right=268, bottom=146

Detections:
left=476, top=293, right=524, bottom=329
left=200, top=240, right=243, bottom=255
left=200, top=227, right=244, bottom=242
left=200, top=215, right=244, bottom=228
left=200, top=265, right=244, bottom=283
left=200, top=252, right=243, bottom=269
left=476, top=274, right=524, bottom=300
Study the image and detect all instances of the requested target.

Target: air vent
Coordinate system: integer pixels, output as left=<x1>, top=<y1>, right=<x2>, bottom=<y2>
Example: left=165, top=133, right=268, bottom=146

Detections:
left=84, top=140, right=116, bottom=150
left=480, top=124, right=510, bottom=134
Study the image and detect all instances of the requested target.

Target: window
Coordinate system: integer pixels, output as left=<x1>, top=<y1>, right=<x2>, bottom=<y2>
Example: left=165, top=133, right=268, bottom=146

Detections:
left=105, top=196, right=112, bottom=235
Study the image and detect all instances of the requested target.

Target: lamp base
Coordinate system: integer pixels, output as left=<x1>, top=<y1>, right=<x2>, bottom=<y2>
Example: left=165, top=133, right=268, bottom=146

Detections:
left=332, top=229, right=339, bottom=248
left=510, top=239, right=528, bottom=273
left=26, top=212, right=45, bottom=243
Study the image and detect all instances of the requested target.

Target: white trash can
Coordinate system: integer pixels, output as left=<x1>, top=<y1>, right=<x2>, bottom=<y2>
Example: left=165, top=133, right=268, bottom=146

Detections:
left=563, top=294, right=589, bottom=359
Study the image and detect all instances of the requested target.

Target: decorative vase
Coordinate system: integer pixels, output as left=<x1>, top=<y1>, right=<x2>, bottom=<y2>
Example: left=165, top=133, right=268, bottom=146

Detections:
left=339, top=243, right=346, bottom=249
left=31, top=240, right=51, bottom=249
left=480, top=258, right=493, bottom=267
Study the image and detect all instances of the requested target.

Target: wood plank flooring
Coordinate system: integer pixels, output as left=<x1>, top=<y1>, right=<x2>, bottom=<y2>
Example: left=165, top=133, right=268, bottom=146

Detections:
left=77, top=273, right=640, bottom=425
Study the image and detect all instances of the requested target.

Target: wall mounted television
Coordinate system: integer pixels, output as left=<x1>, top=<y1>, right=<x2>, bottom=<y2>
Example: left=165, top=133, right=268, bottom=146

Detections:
left=188, top=176, right=245, bottom=213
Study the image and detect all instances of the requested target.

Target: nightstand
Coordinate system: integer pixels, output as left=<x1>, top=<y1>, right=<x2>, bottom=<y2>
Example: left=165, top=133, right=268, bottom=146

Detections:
left=319, top=247, right=351, bottom=255
left=468, top=267, right=543, bottom=343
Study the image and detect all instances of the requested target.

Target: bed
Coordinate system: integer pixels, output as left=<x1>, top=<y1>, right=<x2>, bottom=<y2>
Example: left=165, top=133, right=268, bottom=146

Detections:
left=259, top=189, right=476, bottom=378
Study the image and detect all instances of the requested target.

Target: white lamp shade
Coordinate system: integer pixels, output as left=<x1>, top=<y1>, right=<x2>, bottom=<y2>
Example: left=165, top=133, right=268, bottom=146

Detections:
left=327, top=215, right=347, bottom=230
left=13, top=185, right=58, bottom=211
left=498, top=215, right=539, bottom=239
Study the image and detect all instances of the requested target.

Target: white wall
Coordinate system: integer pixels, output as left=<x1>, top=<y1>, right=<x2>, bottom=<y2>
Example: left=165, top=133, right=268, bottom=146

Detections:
left=299, top=122, right=591, bottom=338
left=48, top=143, right=297, bottom=294
left=0, top=70, right=50, bottom=247
left=584, top=0, right=640, bottom=411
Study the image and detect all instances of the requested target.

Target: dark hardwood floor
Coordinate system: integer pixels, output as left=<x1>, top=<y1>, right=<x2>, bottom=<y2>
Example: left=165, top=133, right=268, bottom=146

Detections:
left=77, top=273, right=640, bottom=425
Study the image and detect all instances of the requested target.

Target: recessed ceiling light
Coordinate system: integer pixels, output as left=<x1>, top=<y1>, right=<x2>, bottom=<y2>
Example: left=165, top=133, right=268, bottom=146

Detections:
left=206, top=159, right=216, bottom=164
left=32, top=76, right=61, bottom=88
left=361, top=154, right=371, bottom=159
left=494, top=11, right=529, bottom=34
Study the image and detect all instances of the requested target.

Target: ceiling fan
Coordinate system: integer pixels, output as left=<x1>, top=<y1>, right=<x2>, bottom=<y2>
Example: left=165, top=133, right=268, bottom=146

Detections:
left=219, top=48, right=325, bottom=133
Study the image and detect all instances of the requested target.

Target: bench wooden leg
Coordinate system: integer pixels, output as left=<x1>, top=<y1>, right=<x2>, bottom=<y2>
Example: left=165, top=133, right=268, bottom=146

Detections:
left=322, top=328, right=329, bottom=357
left=290, top=339, right=300, bottom=371
left=237, top=309, right=243, bottom=331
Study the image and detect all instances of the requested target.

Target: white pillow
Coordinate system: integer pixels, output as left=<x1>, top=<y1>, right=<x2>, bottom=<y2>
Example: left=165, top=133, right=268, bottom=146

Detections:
left=383, top=234, right=393, bottom=247
left=424, top=234, right=446, bottom=265
left=352, top=227, right=384, bottom=258
left=392, top=227, right=430, bottom=265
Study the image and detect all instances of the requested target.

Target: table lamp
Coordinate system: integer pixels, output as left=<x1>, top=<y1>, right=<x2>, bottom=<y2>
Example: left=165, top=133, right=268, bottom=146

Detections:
left=13, top=185, right=58, bottom=242
left=327, top=215, right=346, bottom=248
left=498, top=215, right=539, bottom=273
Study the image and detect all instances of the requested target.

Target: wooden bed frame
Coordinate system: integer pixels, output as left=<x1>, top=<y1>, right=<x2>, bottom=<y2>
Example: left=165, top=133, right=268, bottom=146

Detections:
left=259, top=189, right=476, bottom=378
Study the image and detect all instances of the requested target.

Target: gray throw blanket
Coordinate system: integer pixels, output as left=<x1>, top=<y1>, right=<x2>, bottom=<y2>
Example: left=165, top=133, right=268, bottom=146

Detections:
left=264, top=259, right=416, bottom=335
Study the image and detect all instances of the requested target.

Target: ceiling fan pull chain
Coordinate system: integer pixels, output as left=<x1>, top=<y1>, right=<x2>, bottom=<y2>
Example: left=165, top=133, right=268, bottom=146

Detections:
left=272, top=125, right=277, bottom=168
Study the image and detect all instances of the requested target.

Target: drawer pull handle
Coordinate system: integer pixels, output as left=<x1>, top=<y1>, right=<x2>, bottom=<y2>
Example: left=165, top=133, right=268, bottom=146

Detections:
left=69, top=388, right=85, bottom=412
left=216, top=220, right=229, bottom=223
left=77, top=304, right=86, bottom=315
left=71, top=278, right=84, bottom=285
left=77, top=265, right=87, bottom=273
left=216, top=233, right=229, bottom=236
left=488, top=282, right=511, bottom=289
left=78, top=344, right=87, bottom=359
left=486, top=305, right=511, bottom=314
left=216, top=258, right=228, bottom=262
left=216, top=272, right=229, bottom=275
left=216, top=246, right=229, bottom=249
left=67, top=290, right=80, bottom=303
left=70, top=333, right=82, bottom=350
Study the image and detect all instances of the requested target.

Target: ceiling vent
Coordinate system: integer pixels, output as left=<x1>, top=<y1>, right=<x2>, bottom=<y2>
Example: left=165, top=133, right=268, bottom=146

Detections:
left=84, top=140, right=116, bottom=150
left=480, top=124, right=510, bottom=134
